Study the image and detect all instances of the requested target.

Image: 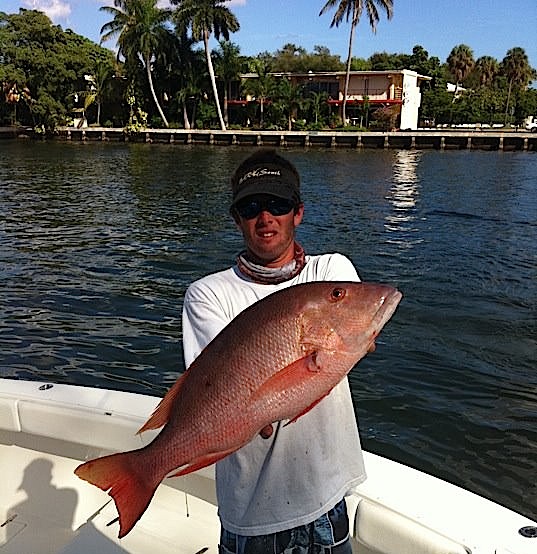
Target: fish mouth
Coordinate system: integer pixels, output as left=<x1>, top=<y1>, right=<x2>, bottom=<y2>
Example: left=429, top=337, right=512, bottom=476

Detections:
left=369, top=287, right=402, bottom=342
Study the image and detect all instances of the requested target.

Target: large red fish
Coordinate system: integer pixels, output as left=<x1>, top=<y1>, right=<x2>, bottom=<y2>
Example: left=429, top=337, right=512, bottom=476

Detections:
left=75, top=281, right=402, bottom=538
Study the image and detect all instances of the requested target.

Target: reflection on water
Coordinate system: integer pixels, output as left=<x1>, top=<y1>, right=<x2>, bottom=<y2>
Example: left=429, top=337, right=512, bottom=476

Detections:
left=0, top=142, right=536, bottom=520
left=385, top=150, right=423, bottom=251
left=393, top=149, right=421, bottom=187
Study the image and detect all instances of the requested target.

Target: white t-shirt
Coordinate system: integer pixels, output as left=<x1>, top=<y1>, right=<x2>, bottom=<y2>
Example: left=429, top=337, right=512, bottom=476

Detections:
left=182, top=253, right=366, bottom=536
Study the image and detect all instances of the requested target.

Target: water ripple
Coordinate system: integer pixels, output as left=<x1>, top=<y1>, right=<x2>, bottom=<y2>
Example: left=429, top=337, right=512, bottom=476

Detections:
left=1, top=142, right=536, bottom=519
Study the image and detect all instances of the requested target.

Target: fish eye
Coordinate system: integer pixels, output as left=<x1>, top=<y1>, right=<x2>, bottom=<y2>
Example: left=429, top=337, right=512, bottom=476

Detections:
left=330, top=287, right=346, bottom=301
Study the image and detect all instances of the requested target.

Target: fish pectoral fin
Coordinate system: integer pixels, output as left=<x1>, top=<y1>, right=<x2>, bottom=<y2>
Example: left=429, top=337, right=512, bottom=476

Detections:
left=251, top=353, right=321, bottom=404
left=169, top=448, right=237, bottom=478
left=137, top=371, right=187, bottom=434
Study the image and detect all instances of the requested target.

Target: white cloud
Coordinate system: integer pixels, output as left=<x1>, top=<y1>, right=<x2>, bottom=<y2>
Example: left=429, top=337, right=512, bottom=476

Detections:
left=23, top=0, right=71, bottom=20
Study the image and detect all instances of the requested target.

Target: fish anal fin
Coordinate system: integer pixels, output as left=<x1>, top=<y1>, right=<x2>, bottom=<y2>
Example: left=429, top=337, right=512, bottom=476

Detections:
left=251, top=353, right=320, bottom=404
left=137, top=372, right=187, bottom=434
left=169, top=448, right=237, bottom=478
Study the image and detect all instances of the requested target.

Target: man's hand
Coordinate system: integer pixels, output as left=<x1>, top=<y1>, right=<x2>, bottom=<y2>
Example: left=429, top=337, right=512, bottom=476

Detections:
left=259, top=424, right=274, bottom=439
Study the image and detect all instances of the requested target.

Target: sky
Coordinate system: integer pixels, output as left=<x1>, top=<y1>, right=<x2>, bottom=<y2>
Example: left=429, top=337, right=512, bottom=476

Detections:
left=3, top=0, right=537, bottom=72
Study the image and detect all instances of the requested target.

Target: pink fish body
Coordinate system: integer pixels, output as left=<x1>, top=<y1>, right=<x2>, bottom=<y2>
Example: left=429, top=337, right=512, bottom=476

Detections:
left=75, top=281, right=402, bottom=538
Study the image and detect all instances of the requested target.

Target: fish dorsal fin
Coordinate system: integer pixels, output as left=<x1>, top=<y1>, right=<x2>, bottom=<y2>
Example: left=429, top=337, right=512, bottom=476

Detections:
left=137, top=372, right=187, bottom=434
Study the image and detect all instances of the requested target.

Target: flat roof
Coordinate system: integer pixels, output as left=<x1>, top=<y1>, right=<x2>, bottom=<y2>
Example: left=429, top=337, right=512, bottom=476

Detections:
left=240, top=70, right=432, bottom=81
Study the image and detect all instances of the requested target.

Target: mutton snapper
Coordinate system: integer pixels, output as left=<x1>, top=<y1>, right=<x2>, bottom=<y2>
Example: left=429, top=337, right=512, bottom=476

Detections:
left=75, top=281, right=402, bottom=538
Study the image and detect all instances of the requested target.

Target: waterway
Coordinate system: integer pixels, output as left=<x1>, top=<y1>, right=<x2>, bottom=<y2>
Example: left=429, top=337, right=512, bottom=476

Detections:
left=0, top=140, right=536, bottom=519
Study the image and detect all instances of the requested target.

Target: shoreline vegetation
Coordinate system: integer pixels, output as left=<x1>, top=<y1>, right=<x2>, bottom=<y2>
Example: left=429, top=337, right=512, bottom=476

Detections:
left=1, top=6, right=536, bottom=135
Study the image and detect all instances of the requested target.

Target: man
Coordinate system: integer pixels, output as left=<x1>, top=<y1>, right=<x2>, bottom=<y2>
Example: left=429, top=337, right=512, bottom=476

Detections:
left=182, top=149, right=366, bottom=554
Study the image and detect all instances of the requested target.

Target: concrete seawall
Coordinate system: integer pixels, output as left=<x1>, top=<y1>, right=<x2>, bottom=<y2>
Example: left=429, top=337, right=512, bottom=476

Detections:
left=15, top=127, right=537, bottom=151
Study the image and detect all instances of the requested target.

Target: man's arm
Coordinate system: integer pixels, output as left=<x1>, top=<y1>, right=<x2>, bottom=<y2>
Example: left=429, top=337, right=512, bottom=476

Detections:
left=182, top=285, right=231, bottom=370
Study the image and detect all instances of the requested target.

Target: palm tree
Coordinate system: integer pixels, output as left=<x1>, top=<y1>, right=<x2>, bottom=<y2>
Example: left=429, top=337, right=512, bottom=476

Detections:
left=320, top=0, right=393, bottom=125
left=309, top=90, right=329, bottom=125
left=215, top=40, right=243, bottom=126
left=172, top=27, right=202, bottom=129
left=273, top=79, right=306, bottom=131
left=85, top=61, right=115, bottom=126
left=475, top=56, right=498, bottom=88
left=100, top=0, right=171, bottom=128
left=172, top=0, right=239, bottom=131
left=447, top=44, right=475, bottom=98
left=501, top=47, right=534, bottom=125
left=242, top=58, right=275, bottom=128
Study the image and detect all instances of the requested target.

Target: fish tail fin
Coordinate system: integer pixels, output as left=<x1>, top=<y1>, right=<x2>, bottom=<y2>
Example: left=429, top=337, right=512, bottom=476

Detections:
left=75, top=451, right=159, bottom=538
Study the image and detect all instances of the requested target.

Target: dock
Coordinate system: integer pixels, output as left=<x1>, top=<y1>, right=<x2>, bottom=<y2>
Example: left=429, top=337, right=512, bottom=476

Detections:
left=20, top=127, right=537, bottom=151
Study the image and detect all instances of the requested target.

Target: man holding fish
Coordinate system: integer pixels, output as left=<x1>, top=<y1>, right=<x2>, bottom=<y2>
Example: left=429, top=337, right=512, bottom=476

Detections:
left=183, top=150, right=368, bottom=554
left=75, top=150, right=401, bottom=549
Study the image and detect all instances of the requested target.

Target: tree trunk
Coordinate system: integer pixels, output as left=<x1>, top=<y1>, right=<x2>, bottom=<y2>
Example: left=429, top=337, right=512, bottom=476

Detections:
left=204, top=30, right=226, bottom=131
left=183, top=100, right=191, bottom=130
left=342, top=7, right=358, bottom=126
left=224, top=82, right=230, bottom=126
left=504, top=80, right=513, bottom=125
left=191, top=101, right=197, bottom=129
left=145, top=56, right=169, bottom=128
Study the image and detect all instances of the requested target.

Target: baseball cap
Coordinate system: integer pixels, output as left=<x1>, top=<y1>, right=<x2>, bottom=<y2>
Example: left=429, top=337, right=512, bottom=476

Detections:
left=231, top=152, right=301, bottom=208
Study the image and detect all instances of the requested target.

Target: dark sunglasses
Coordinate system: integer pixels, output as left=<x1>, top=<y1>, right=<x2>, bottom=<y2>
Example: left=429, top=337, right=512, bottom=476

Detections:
left=235, top=197, right=295, bottom=219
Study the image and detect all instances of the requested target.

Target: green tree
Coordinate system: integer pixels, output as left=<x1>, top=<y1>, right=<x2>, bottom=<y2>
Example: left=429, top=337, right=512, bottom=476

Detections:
left=215, top=40, right=244, bottom=126
left=83, top=60, right=116, bottom=125
left=171, top=27, right=205, bottom=129
left=272, top=43, right=307, bottom=72
left=100, top=0, right=172, bottom=128
left=320, top=0, right=393, bottom=124
left=309, top=90, right=329, bottom=125
left=501, top=47, right=534, bottom=125
left=0, top=9, right=115, bottom=129
left=172, top=0, right=239, bottom=131
left=409, top=45, right=442, bottom=80
left=242, top=57, right=275, bottom=128
left=350, top=57, right=371, bottom=70
left=475, top=55, right=498, bottom=88
left=369, top=51, right=404, bottom=70
left=273, top=78, right=306, bottom=131
left=310, top=45, right=344, bottom=71
left=447, top=44, right=475, bottom=97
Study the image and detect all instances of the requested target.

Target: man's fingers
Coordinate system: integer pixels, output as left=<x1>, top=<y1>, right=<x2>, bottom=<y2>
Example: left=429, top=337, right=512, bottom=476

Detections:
left=259, top=424, right=274, bottom=439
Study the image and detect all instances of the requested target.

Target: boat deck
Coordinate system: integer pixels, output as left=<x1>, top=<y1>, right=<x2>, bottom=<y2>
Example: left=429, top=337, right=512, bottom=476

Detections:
left=1, top=379, right=536, bottom=554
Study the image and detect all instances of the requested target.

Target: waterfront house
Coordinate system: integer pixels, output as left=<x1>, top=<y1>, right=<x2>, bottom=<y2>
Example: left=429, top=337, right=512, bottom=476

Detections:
left=233, top=70, right=432, bottom=130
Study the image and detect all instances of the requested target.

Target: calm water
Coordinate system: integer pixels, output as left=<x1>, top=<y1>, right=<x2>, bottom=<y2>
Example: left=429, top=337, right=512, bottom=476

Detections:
left=1, top=140, right=536, bottom=520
